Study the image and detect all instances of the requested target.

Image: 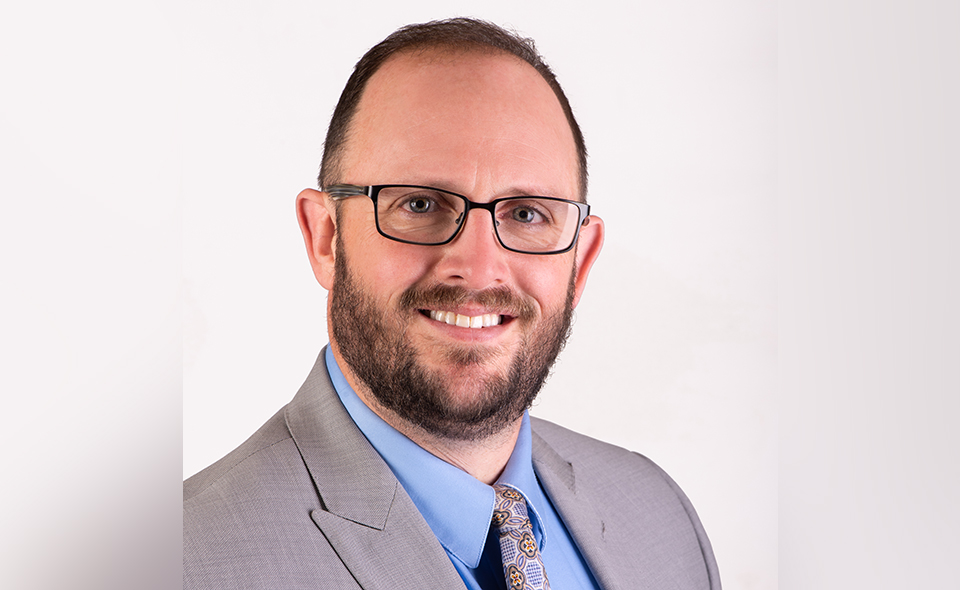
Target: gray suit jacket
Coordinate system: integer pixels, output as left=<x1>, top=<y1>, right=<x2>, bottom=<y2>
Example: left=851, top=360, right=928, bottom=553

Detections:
left=184, top=352, right=721, bottom=589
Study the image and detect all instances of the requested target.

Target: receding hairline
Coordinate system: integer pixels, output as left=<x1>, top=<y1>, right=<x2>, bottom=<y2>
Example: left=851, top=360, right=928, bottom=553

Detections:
left=332, top=44, right=583, bottom=200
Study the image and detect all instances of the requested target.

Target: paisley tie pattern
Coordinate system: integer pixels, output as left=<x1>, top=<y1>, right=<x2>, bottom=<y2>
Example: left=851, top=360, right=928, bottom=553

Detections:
left=492, top=484, right=551, bottom=590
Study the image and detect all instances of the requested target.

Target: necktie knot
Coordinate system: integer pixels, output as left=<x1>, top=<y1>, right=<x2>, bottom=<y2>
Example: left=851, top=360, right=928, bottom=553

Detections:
left=492, top=485, right=533, bottom=533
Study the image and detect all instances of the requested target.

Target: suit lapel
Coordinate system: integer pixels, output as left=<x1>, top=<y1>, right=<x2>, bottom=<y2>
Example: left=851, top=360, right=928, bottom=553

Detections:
left=286, top=351, right=466, bottom=590
left=532, top=429, right=625, bottom=590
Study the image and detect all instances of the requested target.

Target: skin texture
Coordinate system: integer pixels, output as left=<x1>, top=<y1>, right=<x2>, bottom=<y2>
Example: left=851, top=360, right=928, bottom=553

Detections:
left=297, top=48, right=604, bottom=484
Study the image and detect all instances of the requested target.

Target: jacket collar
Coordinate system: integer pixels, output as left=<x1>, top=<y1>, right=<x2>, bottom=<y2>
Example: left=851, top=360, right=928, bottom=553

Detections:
left=285, top=349, right=467, bottom=589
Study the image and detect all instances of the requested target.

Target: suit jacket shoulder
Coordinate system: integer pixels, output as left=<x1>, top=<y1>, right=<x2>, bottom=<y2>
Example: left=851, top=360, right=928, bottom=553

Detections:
left=183, top=408, right=291, bottom=502
left=183, top=407, right=360, bottom=589
left=530, top=417, right=721, bottom=590
left=183, top=353, right=465, bottom=590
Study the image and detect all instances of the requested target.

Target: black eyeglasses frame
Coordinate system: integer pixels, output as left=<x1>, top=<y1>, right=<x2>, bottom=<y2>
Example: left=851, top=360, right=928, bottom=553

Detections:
left=323, top=183, right=591, bottom=255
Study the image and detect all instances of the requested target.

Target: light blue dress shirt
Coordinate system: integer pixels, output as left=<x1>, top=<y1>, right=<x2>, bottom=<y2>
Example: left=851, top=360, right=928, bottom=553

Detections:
left=325, top=348, right=600, bottom=590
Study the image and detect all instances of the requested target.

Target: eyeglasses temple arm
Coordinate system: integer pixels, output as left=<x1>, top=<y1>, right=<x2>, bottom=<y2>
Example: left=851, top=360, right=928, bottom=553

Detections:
left=323, top=184, right=369, bottom=200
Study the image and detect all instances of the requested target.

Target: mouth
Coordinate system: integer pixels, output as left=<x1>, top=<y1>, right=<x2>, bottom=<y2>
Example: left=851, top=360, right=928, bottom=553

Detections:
left=424, top=309, right=506, bottom=329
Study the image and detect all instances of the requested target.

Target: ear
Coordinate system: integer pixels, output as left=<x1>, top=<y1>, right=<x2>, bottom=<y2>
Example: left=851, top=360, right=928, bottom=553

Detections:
left=296, top=188, right=337, bottom=290
left=571, top=215, right=604, bottom=308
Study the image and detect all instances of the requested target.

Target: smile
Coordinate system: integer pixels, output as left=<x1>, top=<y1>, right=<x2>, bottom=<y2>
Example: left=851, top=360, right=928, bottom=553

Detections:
left=427, top=310, right=504, bottom=329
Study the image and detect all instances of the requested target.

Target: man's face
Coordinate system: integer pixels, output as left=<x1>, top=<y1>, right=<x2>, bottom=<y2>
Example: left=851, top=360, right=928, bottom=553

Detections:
left=321, top=49, right=601, bottom=440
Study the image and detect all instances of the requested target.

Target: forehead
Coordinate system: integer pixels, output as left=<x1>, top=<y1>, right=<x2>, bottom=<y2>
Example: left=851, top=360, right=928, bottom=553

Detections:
left=339, top=48, right=579, bottom=200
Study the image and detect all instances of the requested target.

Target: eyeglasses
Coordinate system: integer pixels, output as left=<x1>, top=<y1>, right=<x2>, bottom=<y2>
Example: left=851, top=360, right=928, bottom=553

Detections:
left=324, top=184, right=591, bottom=255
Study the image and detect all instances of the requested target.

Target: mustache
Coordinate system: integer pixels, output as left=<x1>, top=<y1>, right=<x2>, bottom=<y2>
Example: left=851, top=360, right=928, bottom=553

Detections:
left=398, top=284, right=536, bottom=320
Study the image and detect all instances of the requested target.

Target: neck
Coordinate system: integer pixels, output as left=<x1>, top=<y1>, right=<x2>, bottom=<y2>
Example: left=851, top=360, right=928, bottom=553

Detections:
left=380, top=409, right=522, bottom=485
left=332, top=347, right=522, bottom=485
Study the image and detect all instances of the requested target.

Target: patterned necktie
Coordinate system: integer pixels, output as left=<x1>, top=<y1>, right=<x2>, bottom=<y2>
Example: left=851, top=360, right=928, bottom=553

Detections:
left=491, top=484, right=551, bottom=590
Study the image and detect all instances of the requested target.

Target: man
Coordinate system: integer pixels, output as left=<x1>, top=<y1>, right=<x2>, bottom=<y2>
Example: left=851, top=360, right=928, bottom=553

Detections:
left=184, top=18, right=720, bottom=590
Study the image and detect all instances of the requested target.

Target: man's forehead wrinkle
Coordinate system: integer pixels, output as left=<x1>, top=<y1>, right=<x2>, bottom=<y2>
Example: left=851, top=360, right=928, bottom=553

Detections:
left=394, top=112, right=448, bottom=138
left=472, top=133, right=577, bottom=199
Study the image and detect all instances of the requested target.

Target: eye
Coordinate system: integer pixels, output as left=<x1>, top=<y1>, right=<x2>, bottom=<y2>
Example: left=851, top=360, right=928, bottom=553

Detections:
left=404, top=196, right=434, bottom=214
left=510, top=205, right=545, bottom=224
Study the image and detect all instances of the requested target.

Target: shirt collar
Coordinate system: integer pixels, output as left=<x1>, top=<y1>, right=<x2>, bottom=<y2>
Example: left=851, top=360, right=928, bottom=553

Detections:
left=324, top=347, right=548, bottom=568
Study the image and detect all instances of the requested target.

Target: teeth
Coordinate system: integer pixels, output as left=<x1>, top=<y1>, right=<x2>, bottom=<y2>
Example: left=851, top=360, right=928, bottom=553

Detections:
left=428, top=310, right=503, bottom=329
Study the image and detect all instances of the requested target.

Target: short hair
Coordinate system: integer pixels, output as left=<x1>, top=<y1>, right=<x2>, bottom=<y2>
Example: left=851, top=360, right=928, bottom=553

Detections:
left=318, top=18, right=588, bottom=201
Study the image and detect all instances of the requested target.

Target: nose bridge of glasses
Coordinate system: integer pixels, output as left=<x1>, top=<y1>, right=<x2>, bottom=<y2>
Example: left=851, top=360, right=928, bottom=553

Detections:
left=454, top=198, right=500, bottom=239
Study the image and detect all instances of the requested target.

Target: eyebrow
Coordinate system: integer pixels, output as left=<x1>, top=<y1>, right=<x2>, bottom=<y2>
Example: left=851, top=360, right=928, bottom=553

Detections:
left=392, top=181, right=568, bottom=200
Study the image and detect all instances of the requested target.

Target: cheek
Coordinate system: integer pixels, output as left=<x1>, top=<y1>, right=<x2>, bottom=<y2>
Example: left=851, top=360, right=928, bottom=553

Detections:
left=513, top=259, right=576, bottom=312
left=342, top=232, right=437, bottom=301
left=372, top=252, right=434, bottom=290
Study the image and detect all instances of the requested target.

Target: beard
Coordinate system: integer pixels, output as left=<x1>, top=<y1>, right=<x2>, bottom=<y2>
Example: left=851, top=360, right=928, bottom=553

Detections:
left=329, top=243, right=575, bottom=442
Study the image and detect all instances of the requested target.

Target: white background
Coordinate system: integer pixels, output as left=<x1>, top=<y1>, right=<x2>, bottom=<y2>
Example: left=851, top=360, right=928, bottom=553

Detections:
left=2, top=1, right=957, bottom=590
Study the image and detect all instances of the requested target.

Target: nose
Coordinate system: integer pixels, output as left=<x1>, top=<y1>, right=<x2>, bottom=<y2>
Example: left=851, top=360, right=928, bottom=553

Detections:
left=434, top=207, right=510, bottom=290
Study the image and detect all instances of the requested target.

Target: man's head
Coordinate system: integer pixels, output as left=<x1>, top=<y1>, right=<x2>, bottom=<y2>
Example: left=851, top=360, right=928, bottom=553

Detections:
left=297, top=19, right=604, bottom=442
